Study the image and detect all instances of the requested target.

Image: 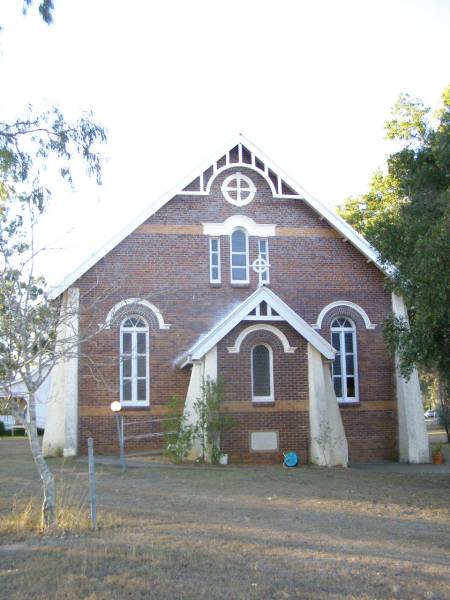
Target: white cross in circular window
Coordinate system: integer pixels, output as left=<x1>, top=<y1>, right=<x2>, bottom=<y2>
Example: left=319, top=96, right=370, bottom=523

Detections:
left=221, top=172, right=256, bottom=206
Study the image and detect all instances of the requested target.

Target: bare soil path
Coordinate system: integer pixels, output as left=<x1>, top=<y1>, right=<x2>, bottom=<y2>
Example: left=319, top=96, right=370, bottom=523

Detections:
left=0, top=439, right=449, bottom=599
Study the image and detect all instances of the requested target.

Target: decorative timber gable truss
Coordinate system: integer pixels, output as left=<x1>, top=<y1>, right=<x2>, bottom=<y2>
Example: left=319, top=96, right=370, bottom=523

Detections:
left=48, top=133, right=386, bottom=300
left=181, top=139, right=302, bottom=199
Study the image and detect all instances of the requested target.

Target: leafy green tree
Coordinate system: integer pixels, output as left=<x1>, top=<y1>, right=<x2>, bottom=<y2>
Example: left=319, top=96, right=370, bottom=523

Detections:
left=339, top=87, right=450, bottom=441
left=0, top=107, right=105, bottom=213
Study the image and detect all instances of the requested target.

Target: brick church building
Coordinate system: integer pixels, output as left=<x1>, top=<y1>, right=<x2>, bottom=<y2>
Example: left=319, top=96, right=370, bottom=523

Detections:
left=43, top=135, right=429, bottom=465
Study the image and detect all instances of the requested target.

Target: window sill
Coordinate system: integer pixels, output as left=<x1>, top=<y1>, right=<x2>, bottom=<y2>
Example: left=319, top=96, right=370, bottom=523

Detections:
left=338, top=401, right=360, bottom=407
left=210, top=282, right=222, bottom=288
left=252, top=401, right=275, bottom=407
left=231, top=282, right=250, bottom=288
left=120, top=404, right=150, bottom=410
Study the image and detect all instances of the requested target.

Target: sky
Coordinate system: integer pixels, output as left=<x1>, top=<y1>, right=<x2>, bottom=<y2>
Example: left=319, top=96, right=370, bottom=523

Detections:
left=1, top=0, right=449, bottom=287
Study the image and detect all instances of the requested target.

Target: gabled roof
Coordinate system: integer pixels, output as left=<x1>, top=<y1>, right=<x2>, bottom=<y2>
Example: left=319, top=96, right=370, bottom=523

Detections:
left=48, top=133, right=385, bottom=299
left=179, top=287, right=336, bottom=367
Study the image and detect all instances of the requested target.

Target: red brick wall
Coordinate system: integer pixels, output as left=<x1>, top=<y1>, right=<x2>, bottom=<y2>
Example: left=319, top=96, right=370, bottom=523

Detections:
left=218, top=322, right=310, bottom=464
left=75, top=165, right=397, bottom=462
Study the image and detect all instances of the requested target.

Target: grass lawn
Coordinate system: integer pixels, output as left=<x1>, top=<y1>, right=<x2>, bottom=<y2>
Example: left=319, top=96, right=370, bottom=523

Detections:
left=0, top=438, right=449, bottom=600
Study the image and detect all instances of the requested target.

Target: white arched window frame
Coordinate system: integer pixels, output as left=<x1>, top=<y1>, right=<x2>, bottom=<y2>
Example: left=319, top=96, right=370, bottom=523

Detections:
left=251, top=343, right=274, bottom=403
left=230, top=228, right=249, bottom=283
left=330, top=318, right=359, bottom=403
left=120, top=316, right=149, bottom=406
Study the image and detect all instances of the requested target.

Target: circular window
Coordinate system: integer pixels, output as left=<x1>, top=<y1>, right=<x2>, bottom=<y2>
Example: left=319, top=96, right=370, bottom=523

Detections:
left=221, top=172, right=256, bottom=206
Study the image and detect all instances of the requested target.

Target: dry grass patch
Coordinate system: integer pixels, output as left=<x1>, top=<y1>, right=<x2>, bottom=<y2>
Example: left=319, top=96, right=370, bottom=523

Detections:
left=1, top=439, right=450, bottom=599
left=0, top=459, right=120, bottom=537
left=0, top=497, right=90, bottom=535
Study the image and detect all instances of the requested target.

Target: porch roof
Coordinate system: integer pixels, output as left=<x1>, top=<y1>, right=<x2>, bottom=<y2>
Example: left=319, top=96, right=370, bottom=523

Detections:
left=179, top=287, right=336, bottom=367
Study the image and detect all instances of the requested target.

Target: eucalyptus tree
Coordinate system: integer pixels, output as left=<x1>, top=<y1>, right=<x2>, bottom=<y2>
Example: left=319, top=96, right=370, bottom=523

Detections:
left=0, top=109, right=106, bottom=527
left=339, top=86, right=450, bottom=440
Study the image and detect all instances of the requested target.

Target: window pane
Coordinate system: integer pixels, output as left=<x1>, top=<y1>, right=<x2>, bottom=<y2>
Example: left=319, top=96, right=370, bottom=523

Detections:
left=211, top=239, right=218, bottom=252
left=231, top=230, right=246, bottom=252
left=211, top=253, right=218, bottom=267
left=232, top=253, right=247, bottom=267
left=346, top=377, right=355, bottom=398
left=137, top=332, right=146, bottom=354
left=211, top=266, right=219, bottom=280
left=331, top=332, right=341, bottom=351
left=259, top=240, right=267, bottom=254
left=123, top=319, right=134, bottom=328
left=345, top=354, right=354, bottom=375
left=253, top=345, right=271, bottom=397
left=333, top=357, right=341, bottom=376
left=137, top=379, right=147, bottom=401
left=333, top=377, right=342, bottom=398
left=345, top=332, right=354, bottom=353
left=122, top=357, right=131, bottom=378
left=122, top=333, right=132, bottom=354
left=122, top=380, right=131, bottom=401
left=137, top=356, right=146, bottom=378
left=232, top=267, right=247, bottom=281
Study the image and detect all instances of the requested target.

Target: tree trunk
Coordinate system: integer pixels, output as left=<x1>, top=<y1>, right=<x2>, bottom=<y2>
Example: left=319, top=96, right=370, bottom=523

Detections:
left=19, top=396, right=57, bottom=529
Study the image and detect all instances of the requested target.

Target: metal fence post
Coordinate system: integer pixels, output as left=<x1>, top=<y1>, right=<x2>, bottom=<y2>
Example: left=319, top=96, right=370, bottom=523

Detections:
left=87, top=437, right=97, bottom=530
left=115, top=413, right=126, bottom=470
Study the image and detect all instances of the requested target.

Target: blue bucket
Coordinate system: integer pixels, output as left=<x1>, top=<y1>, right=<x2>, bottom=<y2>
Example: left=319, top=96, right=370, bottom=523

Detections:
left=283, top=451, right=299, bottom=467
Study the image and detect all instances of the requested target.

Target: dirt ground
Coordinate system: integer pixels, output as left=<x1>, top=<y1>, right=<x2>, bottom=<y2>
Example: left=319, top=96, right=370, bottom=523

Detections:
left=0, top=438, right=449, bottom=600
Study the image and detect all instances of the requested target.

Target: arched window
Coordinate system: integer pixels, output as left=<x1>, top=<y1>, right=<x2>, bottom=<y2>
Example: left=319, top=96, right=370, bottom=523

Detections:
left=120, top=316, right=149, bottom=406
left=230, top=229, right=249, bottom=283
left=330, top=318, right=358, bottom=403
left=251, top=344, right=274, bottom=403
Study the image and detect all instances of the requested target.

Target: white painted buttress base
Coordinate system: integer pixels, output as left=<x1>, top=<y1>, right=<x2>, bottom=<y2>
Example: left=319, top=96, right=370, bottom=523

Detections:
left=42, top=288, right=79, bottom=458
left=184, top=342, right=348, bottom=466
left=308, top=344, right=348, bottom=467
left=392, top=294, right=429, bottom=463
left=183, top=346, right=217, bottom=461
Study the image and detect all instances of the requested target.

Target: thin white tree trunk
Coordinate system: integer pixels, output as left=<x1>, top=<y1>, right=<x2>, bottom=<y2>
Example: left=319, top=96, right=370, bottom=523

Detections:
left=19, top=396, right=57, bottom=529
